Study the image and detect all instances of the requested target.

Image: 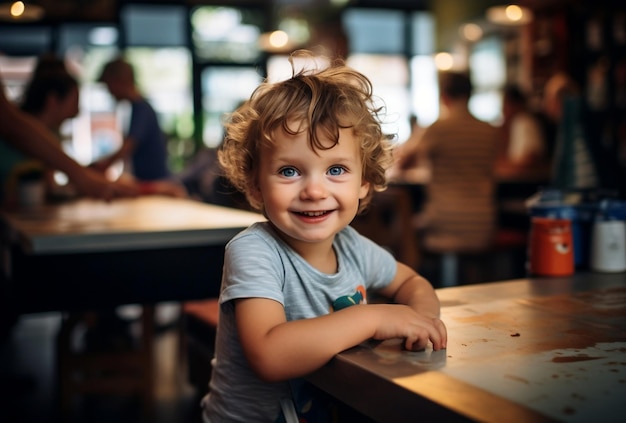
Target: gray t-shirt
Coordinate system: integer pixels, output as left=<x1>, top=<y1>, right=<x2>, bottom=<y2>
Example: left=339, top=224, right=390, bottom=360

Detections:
left=201, top=222, right=397, bottom=422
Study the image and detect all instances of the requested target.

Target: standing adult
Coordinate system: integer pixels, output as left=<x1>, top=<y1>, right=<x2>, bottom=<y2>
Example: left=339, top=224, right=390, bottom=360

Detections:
left=92, top=57, right=174, bottom=184
left=411, top=71, right=500, bottom=253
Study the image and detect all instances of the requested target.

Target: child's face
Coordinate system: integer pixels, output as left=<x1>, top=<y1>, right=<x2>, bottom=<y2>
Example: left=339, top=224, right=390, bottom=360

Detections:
left=255, top=124, right=370, bottom=250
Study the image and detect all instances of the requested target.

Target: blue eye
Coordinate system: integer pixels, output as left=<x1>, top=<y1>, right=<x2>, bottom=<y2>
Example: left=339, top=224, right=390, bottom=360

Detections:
left=328, top=166, right=345, bottom=176
left=279, top=167, right=298, bottom=177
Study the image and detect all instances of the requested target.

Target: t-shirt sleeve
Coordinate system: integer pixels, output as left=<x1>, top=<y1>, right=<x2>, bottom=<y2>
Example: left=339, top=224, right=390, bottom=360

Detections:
left=341, top=226, right=398, bottom=292
left=220, top=232, right=286, bottom=306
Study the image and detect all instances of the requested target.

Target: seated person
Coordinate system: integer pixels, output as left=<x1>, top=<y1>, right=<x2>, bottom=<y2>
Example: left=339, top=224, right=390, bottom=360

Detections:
left=396, top=71, right=500, bottom=253
left=1, top=54, right=137, bottom=207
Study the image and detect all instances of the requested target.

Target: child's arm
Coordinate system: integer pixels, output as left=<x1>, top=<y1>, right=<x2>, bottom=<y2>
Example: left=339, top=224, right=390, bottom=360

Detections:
left=378, top=261, right=442, bottom=320
left=235, top=263, right=446, bottom=382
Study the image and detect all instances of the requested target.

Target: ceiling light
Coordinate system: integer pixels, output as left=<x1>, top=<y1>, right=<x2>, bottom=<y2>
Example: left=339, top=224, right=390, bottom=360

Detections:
left=486, top=4, right=533, bottom=26
left=461, top=23, right=483, bottom=42
left=0, top=1, right=44, bottom=22
left=259, top=30, right=299, bottom=53
left=434, top=52, right=454, bottom=71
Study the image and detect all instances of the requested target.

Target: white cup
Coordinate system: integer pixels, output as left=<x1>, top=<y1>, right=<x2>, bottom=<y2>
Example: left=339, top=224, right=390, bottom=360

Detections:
left=590, top=220, right=626, bottom=273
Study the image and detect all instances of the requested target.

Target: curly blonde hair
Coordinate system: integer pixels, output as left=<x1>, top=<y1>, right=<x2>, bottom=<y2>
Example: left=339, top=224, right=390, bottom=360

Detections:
left=219, top=51, right=393, bottom=213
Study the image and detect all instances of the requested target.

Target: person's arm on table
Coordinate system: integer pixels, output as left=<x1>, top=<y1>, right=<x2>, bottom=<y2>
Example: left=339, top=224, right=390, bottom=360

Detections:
left=235, top=262, right=447, bottom=383
left=89, top=135, right=135, bottom=174
left=0, top=85, right=137, bottom=200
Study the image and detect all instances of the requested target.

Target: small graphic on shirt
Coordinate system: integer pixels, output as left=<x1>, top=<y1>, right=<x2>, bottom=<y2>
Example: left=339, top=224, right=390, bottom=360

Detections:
left=331, top=285, right=367, bottom=312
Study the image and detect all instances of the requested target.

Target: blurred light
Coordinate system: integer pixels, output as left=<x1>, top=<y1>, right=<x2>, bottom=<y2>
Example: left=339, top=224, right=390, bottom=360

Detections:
left=10, top=1, right=23, bottom=16
left=277, top=16, right=310, bottom=46
left=506, top=5, right=523, bottom=21
left=434, top=52, right=454, bottom=71
left=486, top=4, right=533, bottom=26
left=461, top=23, right=483, bottom=42
left=0, top=1, right=44, bottom=21
left=269, top=30, right=289, bottom=49
left=259, top=30, right=298, bottom=53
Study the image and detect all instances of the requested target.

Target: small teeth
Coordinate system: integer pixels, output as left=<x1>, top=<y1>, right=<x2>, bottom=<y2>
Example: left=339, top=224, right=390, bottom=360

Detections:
left=301, top=211, right=326, bottom=217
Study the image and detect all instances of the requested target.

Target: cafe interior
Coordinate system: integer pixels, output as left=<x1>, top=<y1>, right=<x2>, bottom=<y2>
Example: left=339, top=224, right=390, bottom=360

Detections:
left=1, top=0, right=625, bottom=422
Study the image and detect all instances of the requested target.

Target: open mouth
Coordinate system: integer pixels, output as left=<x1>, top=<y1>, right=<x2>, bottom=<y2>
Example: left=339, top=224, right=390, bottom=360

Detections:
left=295, top=210, right=330, bottom=217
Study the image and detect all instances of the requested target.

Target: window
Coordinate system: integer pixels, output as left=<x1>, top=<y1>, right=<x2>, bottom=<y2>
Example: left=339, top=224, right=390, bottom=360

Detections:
left=191, top=6, right=264, bottom=63
left=347, top=54, right=410, bottom=141
left=58, top=24, right=118, bottom=56
left=122, top=47, right=194, bottom=170
left=122, top=4, right=187, bottom=47
left=469, top=36, right=506, bottom=124
left=411, top=55, right=439, bottom=127
left=0, top=55, right=36, bottom=100
left=200, top=67, right=262, bottom=148
left=343, top=9, right=405, bottom=55
left=0, top=26, right=49, bottom=57
left=343, top=9, right=438, bottom=142
left=266, top=54, right=330, bottom=83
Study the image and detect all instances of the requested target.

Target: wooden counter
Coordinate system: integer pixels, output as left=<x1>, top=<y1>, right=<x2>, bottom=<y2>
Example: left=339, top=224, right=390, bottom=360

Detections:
left=308, top=273, right=626, bottom=422
left=0, top=196, right=264, bottom=313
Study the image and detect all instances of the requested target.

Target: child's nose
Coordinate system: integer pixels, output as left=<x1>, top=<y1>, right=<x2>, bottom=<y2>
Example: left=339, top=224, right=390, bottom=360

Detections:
left=300, top=176, right=328, bottom=200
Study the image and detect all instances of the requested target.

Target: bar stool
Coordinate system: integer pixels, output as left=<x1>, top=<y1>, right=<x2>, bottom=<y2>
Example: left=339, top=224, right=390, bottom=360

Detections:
left=421, top=227, right=528, bottom=287
left=56, top=305, right=156, bottom=421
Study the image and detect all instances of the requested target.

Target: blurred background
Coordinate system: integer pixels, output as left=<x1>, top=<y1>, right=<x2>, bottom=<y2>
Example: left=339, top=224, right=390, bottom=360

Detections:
left=2, top=1, right=626, bottom=422
left=1, top=0, right=624, bottom=176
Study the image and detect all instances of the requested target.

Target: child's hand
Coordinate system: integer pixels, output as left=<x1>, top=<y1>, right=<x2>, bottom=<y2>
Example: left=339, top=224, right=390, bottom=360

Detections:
left=370, top=304, right=447, bottom=351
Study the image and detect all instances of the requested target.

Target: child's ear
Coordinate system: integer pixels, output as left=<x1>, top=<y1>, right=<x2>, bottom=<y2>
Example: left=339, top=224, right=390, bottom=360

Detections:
left=358, top=181, right=370, bottom=199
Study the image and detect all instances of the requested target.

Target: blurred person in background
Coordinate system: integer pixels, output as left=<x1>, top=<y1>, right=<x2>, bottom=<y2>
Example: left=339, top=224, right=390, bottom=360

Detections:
left=495, top=84, right=550, bottom=181
left=403, top=71, right=500, bottom=253
left=92, top=56, right=186, bottom=197
left=0, top=55, right=137, bottom=207
left=1, top=61, right=137, bottom=372
left=12, top=55, right=81, bottom=202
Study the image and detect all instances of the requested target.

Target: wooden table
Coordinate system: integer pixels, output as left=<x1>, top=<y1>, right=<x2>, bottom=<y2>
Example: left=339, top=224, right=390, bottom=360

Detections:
left=0, top=196, right=264, bottom=313
left=308, top=273, right=626, bottom=422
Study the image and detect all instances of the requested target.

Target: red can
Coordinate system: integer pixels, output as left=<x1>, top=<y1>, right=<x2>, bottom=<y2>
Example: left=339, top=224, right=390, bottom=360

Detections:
left=528, top=217, right=574, bottom=276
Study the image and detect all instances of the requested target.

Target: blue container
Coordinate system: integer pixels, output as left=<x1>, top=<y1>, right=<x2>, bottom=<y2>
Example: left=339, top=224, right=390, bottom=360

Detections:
left=598, top=200, right=626, bottom=221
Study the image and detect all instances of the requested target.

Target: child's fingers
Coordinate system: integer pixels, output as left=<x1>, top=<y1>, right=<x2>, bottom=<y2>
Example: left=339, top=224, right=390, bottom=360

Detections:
left=403, top=317, right=447, bottom=351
